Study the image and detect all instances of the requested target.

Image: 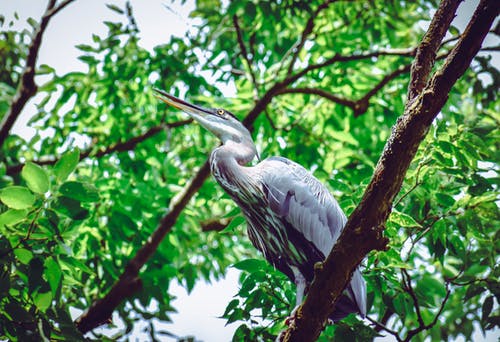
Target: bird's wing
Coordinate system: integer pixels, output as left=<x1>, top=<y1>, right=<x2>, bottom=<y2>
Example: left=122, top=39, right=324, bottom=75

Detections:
left=260, top=156, right=366, bottom=316
left=260, top=156, right=346, bottom=257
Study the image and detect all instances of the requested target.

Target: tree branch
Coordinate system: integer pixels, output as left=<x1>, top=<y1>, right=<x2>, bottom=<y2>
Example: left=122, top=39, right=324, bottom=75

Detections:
left=6, top=119, right=192, bottom=175
left=366, top=315, right=402, bottom=342
left=279, top=0, right=498, bottom=340
left=75, top=159, right=212, bottom=333
left=232, top=15, right=259, bottom=97
left=200, top=217, right=232, bottom=232
left=286, top=0, right=336, bottom=76
left=404, top=282, right=451, bottom=342
left=0, top=0, right=76, bottom=148
left=407, top=0, right=461, bottom=101
left=276, top=61, right=413, bottom=117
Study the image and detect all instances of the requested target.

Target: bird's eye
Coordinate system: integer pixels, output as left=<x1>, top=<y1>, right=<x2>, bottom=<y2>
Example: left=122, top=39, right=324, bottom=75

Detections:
left=217, top=109, right=225, bottom=116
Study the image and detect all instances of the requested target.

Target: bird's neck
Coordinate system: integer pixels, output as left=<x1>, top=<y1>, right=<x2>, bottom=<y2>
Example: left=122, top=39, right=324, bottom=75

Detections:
left=212, top=139, right=256, bottom=166
left=209, top=140, right=257, bottom=193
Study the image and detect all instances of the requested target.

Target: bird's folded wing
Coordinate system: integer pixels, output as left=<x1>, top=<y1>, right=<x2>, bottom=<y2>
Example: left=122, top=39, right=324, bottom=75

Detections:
left=261, top=157, right=346, bottom=257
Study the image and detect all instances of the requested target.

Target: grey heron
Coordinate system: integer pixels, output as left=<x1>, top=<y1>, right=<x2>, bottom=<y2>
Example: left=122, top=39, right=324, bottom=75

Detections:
left=154, top=89, right=367, bottom=323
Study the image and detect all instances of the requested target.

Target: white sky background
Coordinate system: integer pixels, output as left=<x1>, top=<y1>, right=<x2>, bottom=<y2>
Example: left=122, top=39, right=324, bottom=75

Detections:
left=1, top=1, right=499, bottom=341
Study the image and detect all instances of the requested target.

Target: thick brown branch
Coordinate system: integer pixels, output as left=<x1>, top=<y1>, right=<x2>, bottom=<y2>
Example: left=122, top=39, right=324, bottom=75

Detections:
left=0, top=0, right=76, bottom=148
left=407, top=0, right=461, bottom=101
left=280, top=0, right=497, bottom=340
left=6, top=119, right=192, bottom=175
left=75, top=159, right=212, bottom=334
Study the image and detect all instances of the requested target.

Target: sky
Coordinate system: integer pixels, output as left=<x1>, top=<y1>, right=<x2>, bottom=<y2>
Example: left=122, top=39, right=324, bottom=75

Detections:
left=1, top=1, right=498, bottom=341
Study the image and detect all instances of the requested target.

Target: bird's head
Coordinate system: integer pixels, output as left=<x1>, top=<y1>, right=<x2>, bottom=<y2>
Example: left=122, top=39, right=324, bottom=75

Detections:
left=154, top=88, right=253, bottom=146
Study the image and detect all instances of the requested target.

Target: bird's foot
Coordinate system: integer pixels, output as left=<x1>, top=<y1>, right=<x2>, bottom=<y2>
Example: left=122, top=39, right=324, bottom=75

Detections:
left=284, top=305, right=299, bottom=326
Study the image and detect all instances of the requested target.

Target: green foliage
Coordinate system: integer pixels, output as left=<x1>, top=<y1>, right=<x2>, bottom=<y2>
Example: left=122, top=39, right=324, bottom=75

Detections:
left=0, top=1, right=498, bottom=341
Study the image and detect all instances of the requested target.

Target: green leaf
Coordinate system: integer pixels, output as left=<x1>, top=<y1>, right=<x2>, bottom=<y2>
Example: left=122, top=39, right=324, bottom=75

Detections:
left=389, top=210, right=422, bottom=228
left=226, top=215, right=245, bottom=231
left=435, top=193, right=455, bottom=207
left=59, top=181, right=99, bottom=203
left=59, top=255, right=93, bottom=275
left=464, top=284, right=485, bottom=301
left=14, top=248, right=33, bottom=264
left=106, top=3, right=124, bottom=14
left=34, top=291, right=52, bottom=312
left=330, top=131, right=359, bottom=146
left=223, top=298, right=240, bottom=317
left=0, top=186, right=36, bottom=209
left=45, top=257, right=62, bottom=297
left=0, top=208, right=28, bottom=228
left=53, top=148, right=80, bottom=181
left=21, top=162, right=49, bottom=194
left=232, top=259, right=266, bottom=272
left=52, top=196, right=89, bottom=220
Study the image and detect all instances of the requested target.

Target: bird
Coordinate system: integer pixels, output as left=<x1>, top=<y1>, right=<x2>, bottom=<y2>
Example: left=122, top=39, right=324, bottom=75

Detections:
left=154, top=88, right=366, bottom=323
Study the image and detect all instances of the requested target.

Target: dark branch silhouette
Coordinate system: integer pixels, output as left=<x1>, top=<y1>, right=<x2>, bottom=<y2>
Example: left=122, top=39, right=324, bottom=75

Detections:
left=6, top=119, right=192, bottom=175
left=0, top=0, right=76, bottom=148
left=232, top=15, right=259, bottom=96
left=276, top=61, right=413, bottom=117
left=285, top=0, right=337, bottom=76
left=280, top=0, right=498, bottom=340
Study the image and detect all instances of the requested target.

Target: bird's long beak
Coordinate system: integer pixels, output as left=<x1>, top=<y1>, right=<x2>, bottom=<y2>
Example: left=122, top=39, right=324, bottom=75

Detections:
left=154, top=88, right=212, bottom=118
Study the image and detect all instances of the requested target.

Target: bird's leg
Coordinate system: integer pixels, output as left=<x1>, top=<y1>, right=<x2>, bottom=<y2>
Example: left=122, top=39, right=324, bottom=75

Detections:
left=294, top=272, right=306, bottom=307
left=285, top=269, right=307, bottom=326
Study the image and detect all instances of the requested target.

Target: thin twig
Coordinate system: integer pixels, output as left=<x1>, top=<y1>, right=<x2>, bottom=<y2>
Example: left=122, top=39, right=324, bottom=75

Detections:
left=232, top=15, right=259, bottom=98
left=6, top=119, right=192, bottom=175
left=286, top=0, right=336, bottom=77
left=366, top=316, right=402, bottom=342
left=403, top=282, right=451, bottom=342
left=402, top=269, right=425, bottom=327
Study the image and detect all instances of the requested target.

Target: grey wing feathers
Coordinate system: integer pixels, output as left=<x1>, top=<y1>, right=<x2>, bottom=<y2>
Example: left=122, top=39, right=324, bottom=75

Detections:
left=261, top=157, right=366, bottom=317
left=261, top=157, right=346, bottom=256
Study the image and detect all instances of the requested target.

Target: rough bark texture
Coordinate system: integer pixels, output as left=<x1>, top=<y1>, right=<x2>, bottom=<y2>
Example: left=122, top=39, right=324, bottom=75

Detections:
left=280, top=0, right=498, bottom=340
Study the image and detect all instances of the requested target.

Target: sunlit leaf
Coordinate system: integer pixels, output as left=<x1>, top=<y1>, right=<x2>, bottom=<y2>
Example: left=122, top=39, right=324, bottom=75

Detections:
left=53, top=148, right=80, bottom=181
left=0, top=186, right=35, bottom=209
left=21, top=162, right=49, bottom=194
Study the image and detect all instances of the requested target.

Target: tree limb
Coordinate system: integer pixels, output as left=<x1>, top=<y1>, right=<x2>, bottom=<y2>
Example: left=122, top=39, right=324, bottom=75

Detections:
left=279, top=0, right=498, bottom=340
left=75, top=159, right=212, bottom=333
left=407, top=0, right=461, bottom=101
left=6, top=119, right=192, bottom=175
left=0, top=0, right=76, bottom=148
left=276, top=61, right=413, bottom=117
left=285, top=0, right=337, bottom=77
left=232, top=15, right=259, bottom=97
